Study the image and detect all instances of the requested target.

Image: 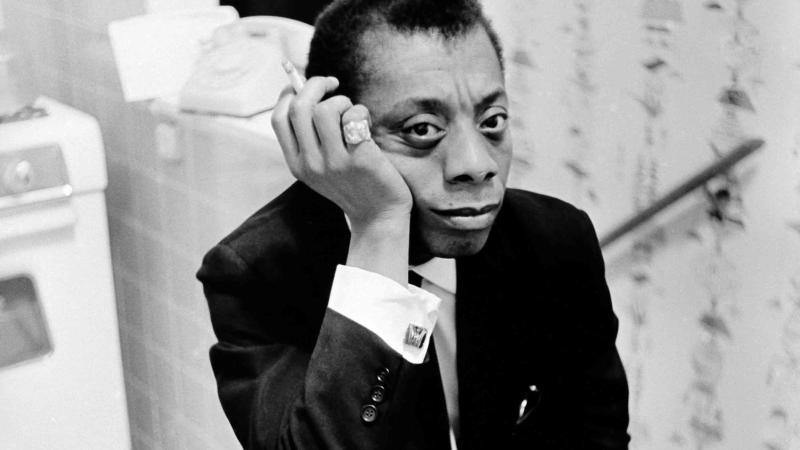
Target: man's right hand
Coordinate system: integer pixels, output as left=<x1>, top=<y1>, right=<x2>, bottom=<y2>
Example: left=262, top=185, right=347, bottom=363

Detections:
left=271, top=76, right=413, bottom=285
left=271, top=76, right=413, bottom=229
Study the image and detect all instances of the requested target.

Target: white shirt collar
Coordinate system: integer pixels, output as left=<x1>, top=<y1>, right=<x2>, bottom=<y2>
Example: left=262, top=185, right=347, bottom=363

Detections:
left=411, top=257, right=457, bottom=294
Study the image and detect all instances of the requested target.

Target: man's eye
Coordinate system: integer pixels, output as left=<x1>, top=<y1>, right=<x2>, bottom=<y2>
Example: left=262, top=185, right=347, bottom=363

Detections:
left=401, top=121, right=446, bottom=147
left=407, top=122, right=442, bottom=137
left=479, top=113, right=508, bottom=134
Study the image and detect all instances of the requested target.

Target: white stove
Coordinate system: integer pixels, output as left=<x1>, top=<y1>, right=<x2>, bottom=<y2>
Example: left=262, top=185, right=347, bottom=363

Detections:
left=0, top=97, right=131, bottom=449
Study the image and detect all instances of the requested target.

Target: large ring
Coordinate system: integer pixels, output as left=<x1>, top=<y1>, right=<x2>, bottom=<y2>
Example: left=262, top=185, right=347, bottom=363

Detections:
left=342, top=119, right=371, bottom=145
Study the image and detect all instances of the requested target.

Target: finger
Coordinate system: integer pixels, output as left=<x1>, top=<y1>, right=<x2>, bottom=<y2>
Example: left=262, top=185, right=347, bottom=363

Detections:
left=271, top=87, right=301, bottom=175
left=288, top=77, right=340, bottom=158
left=340, top=104, right=373, bottom=150
left=313, top=95, right=354, bottom=158
left=276, top=84, right=295, bottom=101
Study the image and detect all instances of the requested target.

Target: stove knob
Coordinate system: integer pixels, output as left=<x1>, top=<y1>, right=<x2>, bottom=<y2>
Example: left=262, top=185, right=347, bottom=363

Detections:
left=3, top=159, right=34, bottom=193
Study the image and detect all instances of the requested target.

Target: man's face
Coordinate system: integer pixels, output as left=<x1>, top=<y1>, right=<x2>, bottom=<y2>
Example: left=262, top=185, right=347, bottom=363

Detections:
left=358, top=25, right=512, bottom=258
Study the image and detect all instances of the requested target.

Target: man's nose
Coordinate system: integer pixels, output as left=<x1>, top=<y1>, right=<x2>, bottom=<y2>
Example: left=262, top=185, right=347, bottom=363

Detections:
left=443, top=125, right=499, bottom=184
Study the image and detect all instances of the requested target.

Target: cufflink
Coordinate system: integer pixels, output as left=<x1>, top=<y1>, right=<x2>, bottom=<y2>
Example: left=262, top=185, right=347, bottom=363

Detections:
left=404, top=324, right=428, bottom=348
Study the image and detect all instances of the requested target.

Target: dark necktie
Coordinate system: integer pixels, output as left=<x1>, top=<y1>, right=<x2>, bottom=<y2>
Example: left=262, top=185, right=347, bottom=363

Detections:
left=408, top=270, right=423, bottom=287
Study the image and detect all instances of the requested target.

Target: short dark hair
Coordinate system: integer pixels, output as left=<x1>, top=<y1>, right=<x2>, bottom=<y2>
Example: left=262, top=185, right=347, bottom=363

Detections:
left=305, top=0, right=504, bottom=101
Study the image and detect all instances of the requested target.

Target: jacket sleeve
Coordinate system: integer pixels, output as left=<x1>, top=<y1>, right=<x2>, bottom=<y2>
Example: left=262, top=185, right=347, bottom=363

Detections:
left=572, top=210, right=630, bottom=449
left=197, top=243, right=430, bottom=449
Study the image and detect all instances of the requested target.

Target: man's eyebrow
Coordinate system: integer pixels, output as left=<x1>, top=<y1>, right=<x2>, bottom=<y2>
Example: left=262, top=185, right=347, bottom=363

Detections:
left=474, top=88, right=507, bottom=115
left=388, top=97, right=450, bottom=116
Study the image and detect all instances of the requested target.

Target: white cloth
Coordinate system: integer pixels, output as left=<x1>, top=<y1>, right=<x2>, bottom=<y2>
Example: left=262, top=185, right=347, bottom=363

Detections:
left=327, top=258, right=460, bottom=448
left=327, top=264, right=441, bottom=364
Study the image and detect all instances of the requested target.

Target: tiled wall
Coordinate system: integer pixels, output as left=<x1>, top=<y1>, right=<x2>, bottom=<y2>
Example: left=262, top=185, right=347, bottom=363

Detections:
left=1, top=1, right=285, bottom=448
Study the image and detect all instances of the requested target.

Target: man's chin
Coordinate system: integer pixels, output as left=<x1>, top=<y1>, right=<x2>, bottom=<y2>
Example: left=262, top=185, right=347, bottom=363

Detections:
left=420, top=228, right=492, bottom=258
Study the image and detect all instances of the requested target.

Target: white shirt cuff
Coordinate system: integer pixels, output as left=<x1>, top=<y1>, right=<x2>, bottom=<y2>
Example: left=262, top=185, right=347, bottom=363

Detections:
left=327, top=264, right=441, bottom=364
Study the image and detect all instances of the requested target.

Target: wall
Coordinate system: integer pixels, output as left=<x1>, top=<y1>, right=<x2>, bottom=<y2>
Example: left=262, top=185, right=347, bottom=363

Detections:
left=0, top=0, right=255, bottom=448
left=483, top=1, right=800, bottom=449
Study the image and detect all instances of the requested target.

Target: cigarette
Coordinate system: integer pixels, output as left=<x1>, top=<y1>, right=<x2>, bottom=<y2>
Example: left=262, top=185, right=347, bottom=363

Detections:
left=282, top=60, right=305, bottom=93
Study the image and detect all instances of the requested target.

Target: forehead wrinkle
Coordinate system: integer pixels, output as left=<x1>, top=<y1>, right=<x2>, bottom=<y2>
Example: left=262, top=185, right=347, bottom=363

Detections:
left=441, top=70, right=506, bottom=118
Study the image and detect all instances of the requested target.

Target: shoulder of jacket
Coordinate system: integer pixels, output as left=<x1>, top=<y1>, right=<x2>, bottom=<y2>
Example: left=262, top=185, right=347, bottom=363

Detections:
left=208, top=182, right=347, bottom=273
left=503, top=188, right=587, bottom=226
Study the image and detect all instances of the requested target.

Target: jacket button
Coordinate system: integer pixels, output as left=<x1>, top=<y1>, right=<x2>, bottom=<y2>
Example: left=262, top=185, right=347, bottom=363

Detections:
left=376, top=368, right=390, bottom=383
left=370, top=385, right=386, bottom=404
left=361, top=404, right=378, bottom=423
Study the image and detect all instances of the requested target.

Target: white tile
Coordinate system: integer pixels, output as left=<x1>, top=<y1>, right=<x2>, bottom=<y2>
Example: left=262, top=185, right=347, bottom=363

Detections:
left=142, top=291, right=174, bottom=353
left=126, top=382, right=157, bottom=441
left=179, top=371, right=215, bottom=429
left=33, top=65, right=74, bottom=106
left=192, top=200, right=225, bottom=256
left=140, top=233, right=170, bottom=299
left=131, top=433, right=155, bottom=450
left=134, top=174, right=165, bottom=233
left=124, top=105, right=159, bottom=173
left=6, top=0, right=66, bottom=16
left=174, top=312, right=215, bottom=377
left=66, top=0, right=145, bottom=34
left=67, top=25, right=124, bottom=94
left=117, top=219, right=145, bottom=279
left=105, top=160, right=135, bottom=220
left=68, top=81, right=98, bottom=118
left=120, top=275, right=145, bottom=331
left=150, top=351, right=181, bottom=412
left=167, top=249, right=203, bottom=314
left=180, top=421, right=222, bottom=450
left=145, top=0, right=217, bottom=14
left=155, top=126, right=194, bottom=185
left=126, top=334, right=152, bottom=390
left=160, top=183, right=196, bottom=252
left=155, top=406, right=186, bottom=450
left=18, top=10, right=65, bottom=71
left=208, top=403, right=240, bottom=449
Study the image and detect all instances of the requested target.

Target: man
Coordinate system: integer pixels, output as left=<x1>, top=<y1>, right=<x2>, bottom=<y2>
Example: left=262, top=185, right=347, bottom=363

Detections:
left=197, top=0, right=630, bottom=448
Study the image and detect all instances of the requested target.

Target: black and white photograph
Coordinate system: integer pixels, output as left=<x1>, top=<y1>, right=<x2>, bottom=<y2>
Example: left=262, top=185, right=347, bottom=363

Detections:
left=1, top=0, right=798, bottom=449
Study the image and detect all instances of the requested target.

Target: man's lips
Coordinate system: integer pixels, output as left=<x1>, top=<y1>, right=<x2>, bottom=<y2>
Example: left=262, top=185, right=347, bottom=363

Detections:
left=427, top=203, right=500, bottom=231
left=431, top=203, right=499, bottom=217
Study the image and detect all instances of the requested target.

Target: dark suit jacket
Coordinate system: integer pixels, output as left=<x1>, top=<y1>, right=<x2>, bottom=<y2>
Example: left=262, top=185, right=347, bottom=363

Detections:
left=197, top=182, right=630, bottom=449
